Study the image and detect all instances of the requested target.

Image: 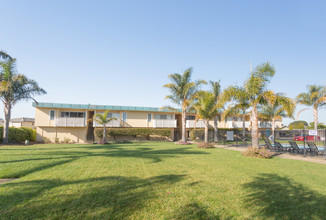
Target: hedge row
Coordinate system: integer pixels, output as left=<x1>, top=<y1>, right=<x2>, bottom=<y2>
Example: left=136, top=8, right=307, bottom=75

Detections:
left=189, top=128, right=250, bottom=141
left=0, top=126, right=36, bottom=143
left=96, top=128, right=171, bottom=140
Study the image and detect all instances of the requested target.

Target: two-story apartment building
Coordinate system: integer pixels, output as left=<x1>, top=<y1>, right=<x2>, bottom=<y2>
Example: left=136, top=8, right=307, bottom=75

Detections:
left=33, top=102, right=282, bottom=143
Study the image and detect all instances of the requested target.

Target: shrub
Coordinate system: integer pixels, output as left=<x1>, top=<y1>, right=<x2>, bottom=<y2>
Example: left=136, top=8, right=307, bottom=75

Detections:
left=242, top=147, right=274, bottom=159
left=0, top=126, right=36, bottom=143
left=197, top=142, right=215, bottom=148
left=63, top=137, right=71, bottom=144
left=95, top=128, right=171, bottom=140
left=43, top=137, right=51, bottom=144
left=55, top=138, right=60, bottom=144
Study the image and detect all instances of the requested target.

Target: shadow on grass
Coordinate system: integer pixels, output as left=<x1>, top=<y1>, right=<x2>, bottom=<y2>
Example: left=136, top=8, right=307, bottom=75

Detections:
left=1, top=143, right=208, bottom=178
left=171, top=202, right=221, bottom=219
left=0, top=174, right=185, bottom=219
left=243, top=173, right=326, bottom=219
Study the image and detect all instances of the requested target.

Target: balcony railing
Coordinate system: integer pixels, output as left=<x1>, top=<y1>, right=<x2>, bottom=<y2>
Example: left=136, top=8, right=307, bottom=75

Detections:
left=56, top=117, right=86, bottom=127
left=228, top=121, right=250, bottom=129
left=94, top=119, right=121, bottom=127
left=186, top=120, right=205, bottom=128
left=153, top=119, right=177, bottom=128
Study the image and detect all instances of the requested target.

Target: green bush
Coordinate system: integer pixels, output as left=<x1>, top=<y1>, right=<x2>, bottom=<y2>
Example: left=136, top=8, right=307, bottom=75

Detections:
left=0, top=126, right=36, bottom=143
left=95, top=128, right=171, bottom=140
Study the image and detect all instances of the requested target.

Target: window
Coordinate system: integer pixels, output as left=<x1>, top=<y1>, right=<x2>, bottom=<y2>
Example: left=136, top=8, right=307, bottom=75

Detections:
left=50, top=110, right=55, bottom=120
left=60, top=112, right=85, bottom=118
left=108, top=113, right=120, bottom=119
left=147, top=114, right=152, bottom=122
left=122, top=113, right=127, bottom=122
left=186, top=115, right=196, bottom=120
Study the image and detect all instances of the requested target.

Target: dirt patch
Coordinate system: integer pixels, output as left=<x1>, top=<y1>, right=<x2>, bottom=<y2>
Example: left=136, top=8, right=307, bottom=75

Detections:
left=0, top=179, right=18, bottom=184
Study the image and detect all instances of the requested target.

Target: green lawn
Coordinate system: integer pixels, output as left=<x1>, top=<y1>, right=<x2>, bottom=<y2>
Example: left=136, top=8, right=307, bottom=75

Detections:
left=1, top=142, right=326, bottom=219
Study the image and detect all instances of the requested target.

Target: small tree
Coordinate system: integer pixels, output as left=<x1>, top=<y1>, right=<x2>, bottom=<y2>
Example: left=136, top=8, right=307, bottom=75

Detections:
left=222, top=87, right=250, bottom=139
left=220, top=62, right=276, bottom=148
left=93, top=110, right=117, bottom=143
left=209, top=80, right=222, bottom=142
left=260, top=94, right=295, bottom=138
left=163, top=68, right=206, bottom=142
left=192, top=91, right=218, bottom=144
left=296, top=85, right=326, bottom=130
left=0, top=52, right=46, bottom=144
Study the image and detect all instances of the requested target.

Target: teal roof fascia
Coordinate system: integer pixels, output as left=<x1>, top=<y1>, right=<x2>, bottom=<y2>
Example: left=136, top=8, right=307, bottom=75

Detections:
left=32, top=102, right=182, bottom=113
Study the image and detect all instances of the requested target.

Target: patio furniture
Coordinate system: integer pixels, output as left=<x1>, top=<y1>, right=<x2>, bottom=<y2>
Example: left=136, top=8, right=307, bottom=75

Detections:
left=288, top=141, right=303, bottom=154
left=263, top=136, right=275, bottom=151
left=307, top=142, right=325, bottom=156
left=274, top=141, right=290, bottom=152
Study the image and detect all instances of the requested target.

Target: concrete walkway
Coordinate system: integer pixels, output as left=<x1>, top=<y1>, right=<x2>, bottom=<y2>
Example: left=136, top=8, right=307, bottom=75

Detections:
left=214, top=144, right=326, bottom=165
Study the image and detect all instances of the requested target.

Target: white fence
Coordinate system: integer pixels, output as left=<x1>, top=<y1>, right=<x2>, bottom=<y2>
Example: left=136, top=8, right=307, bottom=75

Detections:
left=153, top=119, right=177, bottom=128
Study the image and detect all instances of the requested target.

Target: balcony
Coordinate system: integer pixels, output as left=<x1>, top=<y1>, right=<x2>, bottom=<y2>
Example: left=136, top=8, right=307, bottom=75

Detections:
left=93, top=119, right=121, bottom=127
left=153, top=119, right=177, bottom=128
left=186, top=120, right=205, bottom=128
left=56, top=117, right=86, bottom=127
left=228, top=121, right=250, bottom=129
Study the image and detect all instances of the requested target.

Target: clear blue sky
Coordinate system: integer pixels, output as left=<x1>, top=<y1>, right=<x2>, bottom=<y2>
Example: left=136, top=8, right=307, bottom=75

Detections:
left=1, top=0, right=325, bottom=125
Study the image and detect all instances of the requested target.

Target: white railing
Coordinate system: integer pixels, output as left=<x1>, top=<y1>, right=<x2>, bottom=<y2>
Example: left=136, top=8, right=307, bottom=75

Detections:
left=228, top=121, right=250, bottom=129
left=56, top=117, right=86, bottom=127
left=94, top=119, right=121, bottom=127
left=186, top=120, right=205, bottom=128
left=153, top=119, right=177, bottom=128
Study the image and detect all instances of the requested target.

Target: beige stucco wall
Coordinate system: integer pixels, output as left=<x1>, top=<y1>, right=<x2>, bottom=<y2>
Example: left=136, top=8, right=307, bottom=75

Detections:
left=36, top=127, right=87, bottom=143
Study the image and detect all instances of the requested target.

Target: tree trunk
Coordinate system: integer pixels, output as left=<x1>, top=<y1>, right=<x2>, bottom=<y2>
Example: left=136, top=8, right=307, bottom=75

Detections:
left=272, top=118, right=275, bottom=141
left=313, top=106, right=318, bottom=130
left=251, top=106, right=259, bottom=148
left=242, top=115, right=246, bottom=139
left=182, top=107, right=187, bottom=142
left=103, top=126, right=106, bottom=143
left=3, top=103, right=11, bottom=144
left=213, top=116, right=218, bottom=143
left=204, top=120, right=209, bottom=144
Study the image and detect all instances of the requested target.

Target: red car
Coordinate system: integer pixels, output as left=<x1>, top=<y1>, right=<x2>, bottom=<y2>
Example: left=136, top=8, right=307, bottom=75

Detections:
left=293, top=134, right=320, bottom=141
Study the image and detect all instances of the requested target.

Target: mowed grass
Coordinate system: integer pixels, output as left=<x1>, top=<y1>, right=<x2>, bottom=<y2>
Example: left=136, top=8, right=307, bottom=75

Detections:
left=1, top=142, right=326, bottom=219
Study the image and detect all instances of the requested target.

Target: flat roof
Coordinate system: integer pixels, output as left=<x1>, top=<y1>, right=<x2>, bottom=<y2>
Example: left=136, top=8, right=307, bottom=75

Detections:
left=33, top=102, right=182, bottom=113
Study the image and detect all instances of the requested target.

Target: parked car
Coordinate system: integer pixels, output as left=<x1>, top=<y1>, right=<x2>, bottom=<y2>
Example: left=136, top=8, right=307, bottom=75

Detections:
left=293, top=134, right=320, bottom=141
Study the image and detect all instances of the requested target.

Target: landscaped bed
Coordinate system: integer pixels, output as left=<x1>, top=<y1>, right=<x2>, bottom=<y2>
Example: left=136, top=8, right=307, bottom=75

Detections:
left=1, top=142, right=326, bottom=219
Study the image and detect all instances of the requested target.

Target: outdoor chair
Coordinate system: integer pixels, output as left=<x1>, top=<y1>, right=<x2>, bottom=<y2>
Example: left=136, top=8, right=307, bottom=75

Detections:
left=263, top=136, right=275, bottom=151
left=274, top=141, right=290, bottom=152
left=307, top=142, right=325, bottom=156
left=288, top=141, right=303, bottom=154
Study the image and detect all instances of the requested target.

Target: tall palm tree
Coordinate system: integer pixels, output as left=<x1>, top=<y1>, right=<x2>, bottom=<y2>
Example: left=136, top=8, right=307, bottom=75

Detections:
left=296, top=85, right=326, bottom=130
left=0, top=56, right=46, bottom=144
left=222, top=87, right=250, bottom=139
left=93, top=110, right=117, bottom=143
left=209, top=80, right=222, bottom=142
left=163, top=68, right=206, bottom=142
left=192, top=91, right=218, bottom=144
left=260, top=95, right=295, bottom=138
left=220, top=62, right=276, bottom=148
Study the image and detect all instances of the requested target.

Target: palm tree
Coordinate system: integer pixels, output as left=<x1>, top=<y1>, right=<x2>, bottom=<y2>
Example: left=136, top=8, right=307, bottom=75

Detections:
left=296, top=85, right=326, bottom=130
left=163, top=68, right=206, bottom=142
left=222, top=88, right=250, bottom=139
left=0, top=56, right=46, bottom=144
left=192, top=91, right=218, bottom=144
left=260, top=95, right=295, bottom=139
left=0, top=51, right=12, bottom=60
left=220, top=62, right=276, bottom=148
left=93, top=110, right=117, bottom=143
left=209, top=80, right=222, bottom=142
